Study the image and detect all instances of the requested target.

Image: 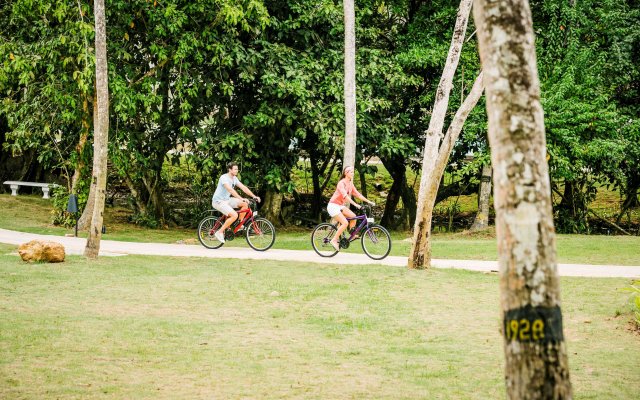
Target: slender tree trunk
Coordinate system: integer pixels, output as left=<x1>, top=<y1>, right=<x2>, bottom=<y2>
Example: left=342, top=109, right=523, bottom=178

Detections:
left=309, top=149, right=323, bottom=220
left=357, top=166, right=367, bottom=198
left=77, top=95, right=98, bottom=230
left=84, top=0, right=109, bottom=259
left=471, top=163, right=492, bottom=231
left=409, top=0, right=473, bottom=269
left=343, top=0, right=357, bottom=168
left=123, top=175, right=147, bottom=215
left=473, top=0, right=573, bottom=398
left=320, top=154, right=339, bottom=192
left=70, top=95, right=91, bottom=193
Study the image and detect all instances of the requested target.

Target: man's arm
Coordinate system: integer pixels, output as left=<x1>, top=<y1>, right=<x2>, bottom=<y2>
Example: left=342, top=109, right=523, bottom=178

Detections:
left=223, top=183, right=245, bottom=201
left=236, top=181, right=260, bottom=202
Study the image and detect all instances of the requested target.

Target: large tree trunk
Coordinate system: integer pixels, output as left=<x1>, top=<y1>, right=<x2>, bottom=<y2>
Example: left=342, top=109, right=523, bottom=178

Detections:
left=261, top=190, right=283, bottom=225
left=400, top=179, right=417, bottom=230
left=380, top=156, right=406, bottom=227
left=343, top=0, right=357, bottom=168
left=142, top=162, right=167, bottom=226
left=473, top=0, right=572, bottom=398
left=84, top=0, right=109, bottom=259
left=409, top=0, right=474, bottom=269
left=617, top=174, right=640, bottom=225
left=471, top=163, right=492, bottom=231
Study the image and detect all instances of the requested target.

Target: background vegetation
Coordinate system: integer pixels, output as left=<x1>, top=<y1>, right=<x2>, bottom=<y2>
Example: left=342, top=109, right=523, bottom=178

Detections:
left=1, top=0, right=638, bottom=234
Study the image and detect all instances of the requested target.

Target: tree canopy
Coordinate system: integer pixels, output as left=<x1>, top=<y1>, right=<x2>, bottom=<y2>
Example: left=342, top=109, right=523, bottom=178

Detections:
left=1, top=0, right=638, bottom=232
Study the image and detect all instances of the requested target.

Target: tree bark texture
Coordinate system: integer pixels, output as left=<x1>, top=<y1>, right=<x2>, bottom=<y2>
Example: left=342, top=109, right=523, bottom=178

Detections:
left=343, top=0, right=357, bottom=168
left=380, top=156, right=406, bottom=227
left=84, top=0, right=109, bottom=259
left=409, top=0, right=473, bottom=269
left=357, top=166, right=367, bottom=198
left=77, top=95, right=99, bottom=230
left=415, top=71, right=484, bottom=243
left=471, top=163, right=492, bottom=231
left=262, top=190, right=283, bottom=226
left=473, top=0, right=572, bottom=398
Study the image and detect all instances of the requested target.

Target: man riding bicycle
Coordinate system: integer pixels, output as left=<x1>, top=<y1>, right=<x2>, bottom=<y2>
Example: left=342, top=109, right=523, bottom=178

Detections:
left=211, top=161, right=261, bottom=243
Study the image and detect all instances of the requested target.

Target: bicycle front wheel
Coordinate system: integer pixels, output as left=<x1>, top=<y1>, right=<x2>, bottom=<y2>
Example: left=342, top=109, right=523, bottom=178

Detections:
left=246, top=217, right=276, bottom=251
left=361, top=224, right=391, bottom=260
left=311, top=223, right=339, bottom=257
left=197, top=216, right=224, bottom=249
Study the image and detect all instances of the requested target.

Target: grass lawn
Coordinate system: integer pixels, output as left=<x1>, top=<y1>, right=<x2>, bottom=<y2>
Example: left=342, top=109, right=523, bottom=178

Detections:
left=2, top=194, right=640, bottom=265
left=0, top=243, right=638, bottom=399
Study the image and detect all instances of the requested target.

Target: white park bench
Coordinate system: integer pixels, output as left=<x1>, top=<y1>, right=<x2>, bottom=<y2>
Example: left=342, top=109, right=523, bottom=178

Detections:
left=3, top=181, right=60, bottom=199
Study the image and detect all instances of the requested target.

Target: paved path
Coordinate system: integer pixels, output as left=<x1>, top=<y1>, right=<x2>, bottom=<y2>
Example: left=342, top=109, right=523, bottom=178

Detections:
left=1, top=228, right=639, bottom=278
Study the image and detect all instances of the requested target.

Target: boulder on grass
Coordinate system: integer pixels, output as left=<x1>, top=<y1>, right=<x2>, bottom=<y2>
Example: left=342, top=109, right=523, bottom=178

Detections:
left=18, top=240, right=65, bottom=263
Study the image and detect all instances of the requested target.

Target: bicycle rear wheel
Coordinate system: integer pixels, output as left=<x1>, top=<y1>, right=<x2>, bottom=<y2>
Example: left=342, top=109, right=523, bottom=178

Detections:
left=246, top=217, right=276, bottom=251
left=311, top=223, right=339, bottom=257
left=361, top=224, right=391, bottom=260
left=197, top=216, right=224, bottom=249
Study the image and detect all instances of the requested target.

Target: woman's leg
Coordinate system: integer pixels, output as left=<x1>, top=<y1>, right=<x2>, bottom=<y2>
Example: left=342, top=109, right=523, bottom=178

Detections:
left=342, top=207, right=357, bottom=230
left=331, top=212, right=348, bottom=251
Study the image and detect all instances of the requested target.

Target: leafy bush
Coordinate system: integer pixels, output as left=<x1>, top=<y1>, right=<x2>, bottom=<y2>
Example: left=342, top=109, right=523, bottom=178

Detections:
left=129, top=212, right=159, bottom=229
left=51, top=184, right=88, bottom=228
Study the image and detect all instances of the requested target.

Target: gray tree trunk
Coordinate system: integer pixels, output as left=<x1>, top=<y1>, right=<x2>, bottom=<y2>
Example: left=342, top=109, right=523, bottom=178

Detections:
left=471, top=163, right=492, bottom=231
left=343, top=0, right=357, bottom=168
left=409, top=71, right=484, bottom=268
left=473, top=0, right=573, bottom=398
left=84, top=0, right=109, bottom=259
left=408, top=0, right=475, bottom=269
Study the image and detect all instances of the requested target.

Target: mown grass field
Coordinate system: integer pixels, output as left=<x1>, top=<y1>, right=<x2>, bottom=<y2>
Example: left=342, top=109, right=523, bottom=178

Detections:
left=0, top=243, right=638, bottom=399
left=2, top=194, right=640, bottom=266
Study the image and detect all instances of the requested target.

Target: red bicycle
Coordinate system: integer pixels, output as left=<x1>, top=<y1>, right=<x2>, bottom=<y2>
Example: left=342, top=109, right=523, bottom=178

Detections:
left=197, top=199, right=276, bottom=251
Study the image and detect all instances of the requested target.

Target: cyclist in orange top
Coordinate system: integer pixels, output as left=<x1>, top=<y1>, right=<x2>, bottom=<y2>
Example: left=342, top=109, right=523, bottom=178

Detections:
left=327, top=166, right=375, bottom=251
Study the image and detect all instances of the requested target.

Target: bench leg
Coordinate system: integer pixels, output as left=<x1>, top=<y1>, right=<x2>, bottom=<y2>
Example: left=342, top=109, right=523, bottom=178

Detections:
left=10, top=184, right=18, bottom=196
left=41, top=187, right=50, bottom=199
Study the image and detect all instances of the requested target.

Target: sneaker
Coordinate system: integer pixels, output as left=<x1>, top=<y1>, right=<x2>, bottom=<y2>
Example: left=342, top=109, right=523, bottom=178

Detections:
left=214, top=230, right=225, bottom=243
left=330, top=240, right=340, bottom=252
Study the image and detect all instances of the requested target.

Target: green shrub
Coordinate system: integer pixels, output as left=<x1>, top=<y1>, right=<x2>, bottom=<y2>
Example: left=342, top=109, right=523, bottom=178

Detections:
left=624, top=281, right=640, bottom=329
left=129, top=212, right=160, bottom=229
left=51, top=184, right=88, bottom=228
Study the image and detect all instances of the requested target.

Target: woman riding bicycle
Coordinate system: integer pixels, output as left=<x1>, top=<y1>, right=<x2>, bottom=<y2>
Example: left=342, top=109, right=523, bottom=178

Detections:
left=327, top=166, right=375, bottom=251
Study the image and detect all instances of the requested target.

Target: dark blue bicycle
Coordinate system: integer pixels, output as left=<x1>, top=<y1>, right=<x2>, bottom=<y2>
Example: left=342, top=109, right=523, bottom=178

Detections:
left=311, top=205, right=391, bottom=260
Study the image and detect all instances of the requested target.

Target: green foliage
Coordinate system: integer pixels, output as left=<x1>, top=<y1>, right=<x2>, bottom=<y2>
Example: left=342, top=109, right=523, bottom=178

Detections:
left=1, top=0, right=638, bottom=231
left=622, top=280, right=640, bottom=329
left=531, top=0, right=640, bottom=232
left=128, top=212, right=160, bottom=229
left=0, top=0, right=95, bottom=184
left=50, top=184, right=89, bottom=228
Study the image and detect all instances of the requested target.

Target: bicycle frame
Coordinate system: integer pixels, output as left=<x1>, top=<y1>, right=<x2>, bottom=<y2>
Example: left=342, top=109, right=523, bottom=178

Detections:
left=344, top=214, right=369, bottom=242
left=217, top=206, right=253, bottom=235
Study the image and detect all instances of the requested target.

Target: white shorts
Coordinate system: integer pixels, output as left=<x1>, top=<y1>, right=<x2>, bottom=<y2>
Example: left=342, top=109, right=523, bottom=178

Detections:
left=212, top=198, right=243, bottom=216
left=327, top=203, right=345, bottom=217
